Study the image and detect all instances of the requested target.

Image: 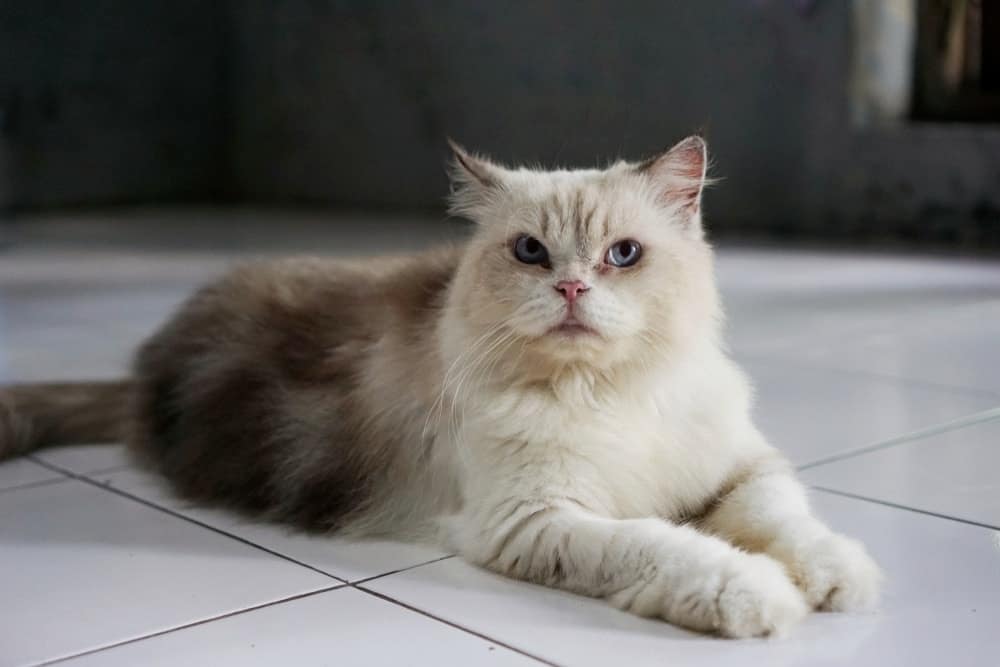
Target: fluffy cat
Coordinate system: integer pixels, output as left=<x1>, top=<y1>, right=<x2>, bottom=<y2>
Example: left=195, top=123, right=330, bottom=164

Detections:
left=0, top=136, right=881, bottom=637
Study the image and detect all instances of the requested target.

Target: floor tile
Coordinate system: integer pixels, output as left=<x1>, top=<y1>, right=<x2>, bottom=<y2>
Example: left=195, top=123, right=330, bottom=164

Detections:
left=742, top=358, right=999, bottom=465
left=0, top=478, right=335, bottom=667
left=718, top=250, right=1000, bottom=395
left=715, top=249, right=1000, bottom=302
left=0, top=456, right=64, bottom=492
left=718, top=249, right=1000, bottom=346
left=34, top=443, right=132, bottom=475
left=97, top=467, right=450, bottom=583
left=772, top=300, right=1000, bottom=395
left=61, top=586, right=537, bottom=666
left=0, top=287, right=186, bottom=383
left=801, top=416, right=1000, bottom=528
left=365, top=491, right=1000, bottom=667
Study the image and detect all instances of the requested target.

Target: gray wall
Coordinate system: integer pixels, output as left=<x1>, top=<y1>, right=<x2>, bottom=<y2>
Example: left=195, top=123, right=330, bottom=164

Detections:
left=1, top=0, right=229, bottom=208
left=3, top=1, right=999, bottom=244
left=230, top=0, right=849, bottom=226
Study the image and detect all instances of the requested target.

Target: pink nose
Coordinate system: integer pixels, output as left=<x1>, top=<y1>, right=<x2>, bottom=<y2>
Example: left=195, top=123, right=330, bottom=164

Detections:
left=555, top=280, right=590, bottom=303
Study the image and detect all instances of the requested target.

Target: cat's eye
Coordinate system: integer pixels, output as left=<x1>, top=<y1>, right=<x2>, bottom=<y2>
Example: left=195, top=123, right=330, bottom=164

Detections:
left=513, top=235, right=550, bottom=266
left=605, top=240, right=642, bottom=268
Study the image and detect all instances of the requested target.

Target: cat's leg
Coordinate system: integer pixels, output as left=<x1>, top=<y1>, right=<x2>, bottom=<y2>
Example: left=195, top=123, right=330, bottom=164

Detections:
left=451, top=500, right=808, bottom=637
left=699, top=453, right=882, bottom=612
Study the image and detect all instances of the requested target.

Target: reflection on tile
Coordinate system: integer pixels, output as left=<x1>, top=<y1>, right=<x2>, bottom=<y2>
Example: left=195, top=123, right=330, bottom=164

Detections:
left=716, top=249, right=1000, bottom=301
left=62, top=587, right=534, bottom=666
left=777, top=301, right=1000, bottom=395
left=99, top=468, right=450, bottom=583
left=366, top=492, right=1000, bottom=666
left=802, top=417, right=1000, bottom=528
left=0, top=456, right=62, bottom=492
left=0, top=288, right=186, bottom=383
left=35, top=443, right=133, bottom=475
left=718, top=249, right=1000, bottom=395
left=0, top=479, right=333, bottom=667
left=742, top=359, right=999, bottom=465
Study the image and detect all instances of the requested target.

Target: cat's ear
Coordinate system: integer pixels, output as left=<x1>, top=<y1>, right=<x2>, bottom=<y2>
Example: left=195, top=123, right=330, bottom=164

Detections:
left=446, top=139, right=508, bottom=221
left=447, top=139, right=504, bottom=187
left=636, top=135, right=709, bottom=220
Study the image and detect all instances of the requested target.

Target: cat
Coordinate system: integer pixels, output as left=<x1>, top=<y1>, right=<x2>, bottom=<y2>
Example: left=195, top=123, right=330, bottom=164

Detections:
left=0, top=136, right=881, bottom=637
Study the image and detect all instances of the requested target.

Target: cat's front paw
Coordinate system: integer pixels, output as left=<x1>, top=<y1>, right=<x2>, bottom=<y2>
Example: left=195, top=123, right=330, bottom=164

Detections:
left=771, top=532, right=882, bottom=612
left=714, top=553, right=810, bottom=638
left=660, top=552, right=808, bottom=638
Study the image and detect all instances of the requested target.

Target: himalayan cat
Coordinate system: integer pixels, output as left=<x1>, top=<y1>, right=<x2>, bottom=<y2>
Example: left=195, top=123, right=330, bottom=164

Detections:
left=0, top=136, right=881, bottom=637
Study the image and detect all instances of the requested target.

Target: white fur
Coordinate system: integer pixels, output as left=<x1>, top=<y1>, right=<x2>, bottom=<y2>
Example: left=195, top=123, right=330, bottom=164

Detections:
left=387, top=138, right=880, bottom=636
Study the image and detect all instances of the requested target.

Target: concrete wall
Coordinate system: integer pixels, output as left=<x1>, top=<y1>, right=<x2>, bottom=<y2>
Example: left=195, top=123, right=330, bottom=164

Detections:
left=0, top=1, right=229, bottom=209
left=229, top=0, right=849, bottom=228
left=3, top=1, right=998, bottom=244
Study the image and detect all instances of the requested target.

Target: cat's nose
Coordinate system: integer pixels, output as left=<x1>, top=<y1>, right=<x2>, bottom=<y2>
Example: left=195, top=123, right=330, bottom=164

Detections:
left=554, top=280, right=590, bottom=303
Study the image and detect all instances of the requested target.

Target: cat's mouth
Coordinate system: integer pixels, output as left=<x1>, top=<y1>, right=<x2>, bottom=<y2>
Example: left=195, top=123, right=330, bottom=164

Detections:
left=550, top=316, right=598, bottom=337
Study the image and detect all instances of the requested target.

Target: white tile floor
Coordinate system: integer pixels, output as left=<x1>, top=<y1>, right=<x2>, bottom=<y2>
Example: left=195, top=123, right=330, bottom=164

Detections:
left=1, top=209, right=999, bottom=666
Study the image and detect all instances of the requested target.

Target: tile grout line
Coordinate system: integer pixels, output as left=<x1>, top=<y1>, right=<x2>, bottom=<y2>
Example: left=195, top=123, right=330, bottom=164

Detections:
left=34, top=552, right=547, bottom=665
left=40, top=444, right=987, bottom=664
left=26, top=455, right=349, bottom=584
left=22, top=456, right=510, bottom=663
left=35, top=584, right=346, bottom=666
left=349, top=554, right=457, bottom=586
left=0, top=475, right=73, bottom=496
left=73, top=463, right=136, bottom=477
left=19, top=459, right=531, bottom=664
left=811, top=485, right=1000, bottom=532
left=32, top=457, right=463, bottom=586
left=354, top=585, right=562, bottom=667
left=797, top=405, right=1000, bottom=471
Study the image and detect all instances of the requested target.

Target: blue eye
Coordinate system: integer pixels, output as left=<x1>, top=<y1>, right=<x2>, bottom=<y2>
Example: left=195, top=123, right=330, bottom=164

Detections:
left=513, top=235, right=550, bottom=265
left=606, top=240, right=642, bottom=267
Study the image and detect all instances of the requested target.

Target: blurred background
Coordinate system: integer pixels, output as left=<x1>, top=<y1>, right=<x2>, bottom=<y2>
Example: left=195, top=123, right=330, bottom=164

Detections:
left=1, top=0, right=998, bottom=248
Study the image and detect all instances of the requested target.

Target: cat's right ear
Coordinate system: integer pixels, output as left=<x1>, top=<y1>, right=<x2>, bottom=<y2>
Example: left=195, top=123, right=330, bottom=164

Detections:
left=446, top=139, right=507, bottom=221
left=636, top=135, right=710, bottom=223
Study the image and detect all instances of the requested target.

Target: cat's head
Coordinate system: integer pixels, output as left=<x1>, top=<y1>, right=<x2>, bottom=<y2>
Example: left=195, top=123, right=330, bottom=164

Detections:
left=444, top=136, right=722, bottom=380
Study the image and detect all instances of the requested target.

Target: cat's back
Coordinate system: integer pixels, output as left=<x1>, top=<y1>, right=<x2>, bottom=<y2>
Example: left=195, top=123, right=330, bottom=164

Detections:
left=209, top=243, right=462, bottom=338
left=141, top=244, right=458, bottom=360
left=126, top=244, right=464, bottom=529
left=135, top=242, right=464, bottom=401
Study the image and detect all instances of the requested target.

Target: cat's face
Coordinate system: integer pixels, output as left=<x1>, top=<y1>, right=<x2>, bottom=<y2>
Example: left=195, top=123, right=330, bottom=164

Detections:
left=447, top=137, right=721, bottom=376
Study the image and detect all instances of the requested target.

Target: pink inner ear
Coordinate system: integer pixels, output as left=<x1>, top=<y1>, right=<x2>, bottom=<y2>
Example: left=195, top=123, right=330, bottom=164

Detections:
left=641, top=137, right=707, bottom=213
left=671, top=139, right=706, bottom=182
left=447, top=139, right=499, bottom=188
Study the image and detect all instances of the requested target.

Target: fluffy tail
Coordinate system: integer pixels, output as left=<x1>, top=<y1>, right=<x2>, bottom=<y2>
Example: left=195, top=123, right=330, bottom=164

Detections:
left=0, top=380, right=131, bottom=459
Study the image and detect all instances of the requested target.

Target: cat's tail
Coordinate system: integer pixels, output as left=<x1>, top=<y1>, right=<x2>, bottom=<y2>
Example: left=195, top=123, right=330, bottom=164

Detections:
left=0, top=380, right=131, bottom=460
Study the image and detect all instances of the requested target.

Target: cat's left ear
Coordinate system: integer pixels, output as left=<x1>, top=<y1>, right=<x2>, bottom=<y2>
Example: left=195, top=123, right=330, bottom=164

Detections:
left=446, top=139, right=508, bottom=221
left=636, top=135, right=709, bottom=221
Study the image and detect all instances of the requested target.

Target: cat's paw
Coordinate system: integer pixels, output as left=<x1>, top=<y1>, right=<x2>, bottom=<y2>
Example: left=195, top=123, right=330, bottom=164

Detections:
left=659, top=552, right=808, bottom=638
left=713, top=553, right=810, bottom=638
left=771, top=532, right=882, bottom=612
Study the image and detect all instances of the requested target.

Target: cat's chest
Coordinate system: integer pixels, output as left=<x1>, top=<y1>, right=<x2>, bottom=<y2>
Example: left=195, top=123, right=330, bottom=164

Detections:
left=465, top=384, right=743, bottom=519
